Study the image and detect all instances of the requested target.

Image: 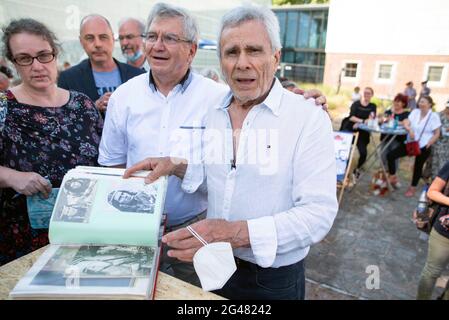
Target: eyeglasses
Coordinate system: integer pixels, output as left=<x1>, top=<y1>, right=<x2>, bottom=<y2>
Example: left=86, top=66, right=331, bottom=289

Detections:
left=143, top=32, right=191, bottom=46
left=13, top=52, right=56, bottom=66
left=118, top=34, right=144, bottom=41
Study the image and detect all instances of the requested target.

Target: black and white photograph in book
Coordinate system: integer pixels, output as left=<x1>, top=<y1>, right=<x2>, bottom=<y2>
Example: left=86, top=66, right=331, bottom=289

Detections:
left=31, top=245, right=156, bottom=287
left=52, top=178, right=97, bottom=223
left=107, top=189, right=156, bottom=214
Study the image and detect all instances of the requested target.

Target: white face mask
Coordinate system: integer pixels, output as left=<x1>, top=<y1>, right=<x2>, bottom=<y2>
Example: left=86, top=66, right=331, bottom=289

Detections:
left=187, top=226, right=237, bottom=292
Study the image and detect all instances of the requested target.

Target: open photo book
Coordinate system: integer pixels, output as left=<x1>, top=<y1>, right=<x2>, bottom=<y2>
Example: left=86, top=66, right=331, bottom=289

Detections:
left=10, top=166, right=168, bottom=300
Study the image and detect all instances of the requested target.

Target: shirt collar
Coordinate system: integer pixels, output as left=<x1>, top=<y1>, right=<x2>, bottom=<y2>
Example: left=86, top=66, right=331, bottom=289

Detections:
left=148, top=68, right=193, bottom=93
left=216, top=78, right=283, bottom=117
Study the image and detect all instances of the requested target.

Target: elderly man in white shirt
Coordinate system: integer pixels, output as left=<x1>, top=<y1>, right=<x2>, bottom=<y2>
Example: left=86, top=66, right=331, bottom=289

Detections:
left=99, top=3, right=228, bottom=285
left=125, top=5, right=338, bottom=299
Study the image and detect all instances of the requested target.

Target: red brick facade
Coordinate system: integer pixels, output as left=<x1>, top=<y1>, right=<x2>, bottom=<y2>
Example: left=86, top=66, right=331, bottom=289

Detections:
left=323, top=53, right=449, bottom=110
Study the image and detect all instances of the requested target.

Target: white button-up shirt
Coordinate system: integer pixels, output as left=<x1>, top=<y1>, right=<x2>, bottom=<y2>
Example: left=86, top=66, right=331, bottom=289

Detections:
left=98, top=71, right=228, bottom=226
left=408, top=109, right=441, bottom=148
left=186, top=79, right=338, bottom=268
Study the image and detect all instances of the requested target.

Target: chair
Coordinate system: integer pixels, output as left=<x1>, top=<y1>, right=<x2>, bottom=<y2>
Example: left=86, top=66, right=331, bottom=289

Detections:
left=334, top=131, right=359, bottom=204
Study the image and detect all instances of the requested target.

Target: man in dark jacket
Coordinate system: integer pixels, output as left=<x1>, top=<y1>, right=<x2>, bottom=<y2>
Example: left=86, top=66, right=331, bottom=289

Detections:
left=58, top=14, right=144, bottom=116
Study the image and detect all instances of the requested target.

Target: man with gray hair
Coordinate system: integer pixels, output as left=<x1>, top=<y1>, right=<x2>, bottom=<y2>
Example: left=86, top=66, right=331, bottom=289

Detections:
left=99, top=2, right=228, bottom=285
left=118, top=18, right=149, bottom=71
left=125, top=5, right=337, bottom=299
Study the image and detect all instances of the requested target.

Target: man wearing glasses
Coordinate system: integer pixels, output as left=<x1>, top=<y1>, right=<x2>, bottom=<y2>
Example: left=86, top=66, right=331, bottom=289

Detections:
left=118, top=18, right=150, bottom=71
left=58, top=14, right=144, bottom=116
left=99, top=3, right=228, bottom=286
left=99, top=2, right=326, bottom=287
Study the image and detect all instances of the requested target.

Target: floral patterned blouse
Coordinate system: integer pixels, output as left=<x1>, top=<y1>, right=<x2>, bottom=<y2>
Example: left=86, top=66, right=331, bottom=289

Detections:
left=0, top=90, right=103, bottom=265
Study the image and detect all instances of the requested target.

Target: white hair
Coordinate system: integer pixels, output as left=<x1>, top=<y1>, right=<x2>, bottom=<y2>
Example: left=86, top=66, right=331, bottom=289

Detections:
left=201, top=68, right=220, bottom=81
left=217, top=5, right=282, bottom=58
left=118, top=17, right=146, bottom=34
left=146, top=2, right=199, bottom=44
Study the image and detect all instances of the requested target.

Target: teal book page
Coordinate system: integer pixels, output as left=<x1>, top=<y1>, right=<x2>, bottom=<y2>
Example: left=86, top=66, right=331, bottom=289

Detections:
left=49, top=170, right=167, bottom=247
left=26, top=188, right=60, bottom=229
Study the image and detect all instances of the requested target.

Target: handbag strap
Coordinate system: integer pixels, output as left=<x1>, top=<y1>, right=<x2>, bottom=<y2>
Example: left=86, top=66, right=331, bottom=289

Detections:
left=416, top=111, right=432, bottom=143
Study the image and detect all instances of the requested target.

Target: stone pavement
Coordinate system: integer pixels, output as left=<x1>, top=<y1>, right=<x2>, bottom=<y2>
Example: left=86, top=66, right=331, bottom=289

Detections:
left=305, top=157, right=449, bottom=300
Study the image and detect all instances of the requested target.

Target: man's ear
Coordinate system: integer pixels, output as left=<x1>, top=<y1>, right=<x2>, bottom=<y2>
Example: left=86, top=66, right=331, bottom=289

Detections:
left=188, top=43, right=198, bottom=63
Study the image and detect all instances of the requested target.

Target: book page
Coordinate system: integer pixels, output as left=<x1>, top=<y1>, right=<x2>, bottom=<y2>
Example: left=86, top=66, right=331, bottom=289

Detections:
left=49, top=168, right=167, bottom=247
left=10, top=244, right=156, bottom=299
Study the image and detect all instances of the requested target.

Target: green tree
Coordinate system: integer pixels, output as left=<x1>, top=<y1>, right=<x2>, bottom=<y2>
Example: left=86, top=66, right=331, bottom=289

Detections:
left=273, top=0, right=329, bottom=5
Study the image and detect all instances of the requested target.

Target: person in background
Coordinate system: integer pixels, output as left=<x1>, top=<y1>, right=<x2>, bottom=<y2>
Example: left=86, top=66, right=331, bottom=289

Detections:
left=351, top=86, right=361, bottom=103
left=379, top=93, right=410, bottom=186
left=201, top=68, right=220, bottom=82
left=0, top=18, right=103, bottom=265
left=430, top=100, right=449, bottom=179
left=419, top=80, right=431, bottom=102
left=347, top=87, right=377, bottom=178
left=416, top=160, right=449, bottom=300
left=281, top=80, right=307, bottom=95
left=0, top=72, right=9, bottom=91
left=0, top=65, right=14, bottom=91
left=58, top=14, right=144, bottom=117
left=118, top=17, right=150, bottom=71
left=62, top=61, right=71, bottom=70
left=387, top=96, right=441, bottom=197
left=404, top=81, right=417, bottom=110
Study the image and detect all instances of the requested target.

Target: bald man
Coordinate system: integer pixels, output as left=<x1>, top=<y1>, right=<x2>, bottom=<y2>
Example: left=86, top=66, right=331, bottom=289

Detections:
left=118, top=18, right=149, bottom=71
left=58, top=14, right=144, bottom=117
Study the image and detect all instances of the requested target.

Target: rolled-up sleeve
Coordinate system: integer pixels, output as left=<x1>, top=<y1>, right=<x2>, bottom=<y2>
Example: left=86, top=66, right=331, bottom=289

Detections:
left=247, top=109, right=338, bottom=267
left=181, top=163, right=206, bottom=194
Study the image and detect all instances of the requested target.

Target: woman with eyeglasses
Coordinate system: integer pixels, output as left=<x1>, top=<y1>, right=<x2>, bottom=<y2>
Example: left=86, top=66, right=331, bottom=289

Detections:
left=0, top=19, right=103, bottom=265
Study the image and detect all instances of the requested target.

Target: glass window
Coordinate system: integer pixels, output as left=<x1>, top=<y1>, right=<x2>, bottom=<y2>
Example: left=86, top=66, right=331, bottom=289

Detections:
left=295, top=52, right=306, bottom=64
left=286, top=12, right=298, bottom=48
left=320, top=16, right=328, bottom=49
left=277, top=12, right=287, bottom=46
left=378, top=64, right=393, bottom=79
left=428, top=66, right=444, bottom=82
left=298, top=12, right=310, bottom=48
left=283, top=51, right=295, bottom=63
left=344, top=63, right=358, bottom=78
left=309, top=13, right=322, bottom=49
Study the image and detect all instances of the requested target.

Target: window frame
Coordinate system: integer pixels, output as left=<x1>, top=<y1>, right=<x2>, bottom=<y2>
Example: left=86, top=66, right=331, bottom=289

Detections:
left=423, top=63, right=448, bottom=87
left=342, top=60, right=361, bottom=82
left=374, top=61, right=397, bottom=84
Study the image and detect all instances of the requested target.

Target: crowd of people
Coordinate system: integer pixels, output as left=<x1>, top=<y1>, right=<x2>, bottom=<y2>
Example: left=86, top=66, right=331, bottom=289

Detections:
left=0, top=1, right=448, bottom=300
left=343, top=84, right=448, bottom=197
left=341, top=82, right=449, bottom=299
left=0, top=3, right=334, bottom=301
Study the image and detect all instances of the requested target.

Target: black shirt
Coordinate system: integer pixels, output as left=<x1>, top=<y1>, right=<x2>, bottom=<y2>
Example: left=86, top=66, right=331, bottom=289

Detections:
left=434, top=161, right=449, bottom=239
left=381, top=109, right=410, bottom=143
left=346, top=101, right=377, bottom=134
left=349, top=101, right=377, bottom=121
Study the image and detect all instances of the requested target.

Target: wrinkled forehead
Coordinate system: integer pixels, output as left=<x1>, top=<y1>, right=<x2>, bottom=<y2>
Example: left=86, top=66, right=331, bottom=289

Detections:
left=220, top=20, right=271, bottom=50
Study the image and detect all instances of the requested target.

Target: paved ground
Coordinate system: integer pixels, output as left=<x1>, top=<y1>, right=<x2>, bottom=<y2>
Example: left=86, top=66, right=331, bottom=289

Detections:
left=305, top=148, right=449, bottom=300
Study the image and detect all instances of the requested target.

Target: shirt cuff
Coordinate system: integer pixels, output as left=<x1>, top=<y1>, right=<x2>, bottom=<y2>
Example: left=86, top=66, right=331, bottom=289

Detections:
left=247, top=216, right=277, bottom=268
left=181, top=163, right=204, bottom=194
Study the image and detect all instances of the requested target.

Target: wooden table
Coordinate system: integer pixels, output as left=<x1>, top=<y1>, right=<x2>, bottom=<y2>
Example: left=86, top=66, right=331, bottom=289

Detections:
left=0, top=246, right=225, bottom=300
